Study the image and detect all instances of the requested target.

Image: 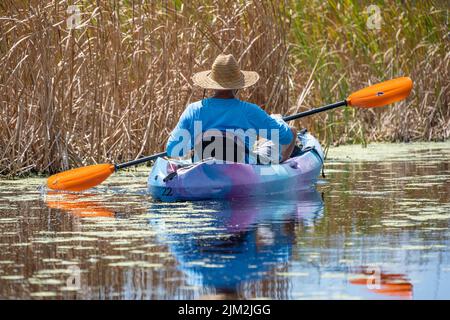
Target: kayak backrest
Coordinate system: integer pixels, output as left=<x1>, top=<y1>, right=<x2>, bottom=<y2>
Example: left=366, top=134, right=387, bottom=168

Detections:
left=193, top=129, right=249, bottom=163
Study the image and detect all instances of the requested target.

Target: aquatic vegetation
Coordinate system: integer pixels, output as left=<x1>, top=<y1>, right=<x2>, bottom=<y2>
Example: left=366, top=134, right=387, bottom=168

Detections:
left=29, top=292, right=58, bottom=298
left=108, top=261, right=163, bottom=268
left=327, top=140, right=450, bottom=162
left=0, top=275, right=25, bottom=280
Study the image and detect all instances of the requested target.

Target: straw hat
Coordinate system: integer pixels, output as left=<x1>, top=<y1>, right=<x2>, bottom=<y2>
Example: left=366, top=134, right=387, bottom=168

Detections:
left=192, top=54, right=259, bottom=90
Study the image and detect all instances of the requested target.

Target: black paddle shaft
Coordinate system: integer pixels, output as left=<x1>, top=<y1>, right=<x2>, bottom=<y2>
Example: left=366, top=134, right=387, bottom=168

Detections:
left=282, top=100, right=347, bottom=121
left=115, top=151, right=168, bottom=170
left=115, top=100, right=348, bottom=170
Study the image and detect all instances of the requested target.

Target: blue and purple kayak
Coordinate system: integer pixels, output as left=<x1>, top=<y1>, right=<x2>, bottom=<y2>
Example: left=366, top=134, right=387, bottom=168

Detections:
left=147, top=131, right=324, bottom=202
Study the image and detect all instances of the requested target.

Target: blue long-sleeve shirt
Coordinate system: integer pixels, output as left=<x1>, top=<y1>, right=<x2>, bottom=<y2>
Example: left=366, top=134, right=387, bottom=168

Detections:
left=166, top=98, right=293, bottom=158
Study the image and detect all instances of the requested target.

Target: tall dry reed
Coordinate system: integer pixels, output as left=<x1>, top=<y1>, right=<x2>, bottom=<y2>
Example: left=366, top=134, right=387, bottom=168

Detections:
left=0, top=0, right=448, bottom=176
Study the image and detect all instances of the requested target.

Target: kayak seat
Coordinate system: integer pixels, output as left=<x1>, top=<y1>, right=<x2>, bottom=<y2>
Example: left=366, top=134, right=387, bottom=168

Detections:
left=192, top=130, right=250, bottom=163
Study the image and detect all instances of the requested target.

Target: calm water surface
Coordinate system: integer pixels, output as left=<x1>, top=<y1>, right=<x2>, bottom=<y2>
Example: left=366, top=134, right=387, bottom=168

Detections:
left=0, top=142, right=449, bottom=299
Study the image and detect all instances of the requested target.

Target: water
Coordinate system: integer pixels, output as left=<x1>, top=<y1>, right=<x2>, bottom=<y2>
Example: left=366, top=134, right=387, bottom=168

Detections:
left=0, top=141, right=449, bottom=299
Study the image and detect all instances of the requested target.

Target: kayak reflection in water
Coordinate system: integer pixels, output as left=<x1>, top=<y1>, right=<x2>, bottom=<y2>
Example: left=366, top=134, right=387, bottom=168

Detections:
left=149, top=189, right=324, bottom=299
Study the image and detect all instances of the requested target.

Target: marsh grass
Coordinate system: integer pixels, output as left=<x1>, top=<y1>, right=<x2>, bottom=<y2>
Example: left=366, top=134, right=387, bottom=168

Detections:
left=290, top=0, right=449, bottom=146
left=0, top=0, right=448, bottom=176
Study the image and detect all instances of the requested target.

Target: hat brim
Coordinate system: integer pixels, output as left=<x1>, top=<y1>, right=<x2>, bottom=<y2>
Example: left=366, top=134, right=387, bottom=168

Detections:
left=192, top=70, right=260, bottom=90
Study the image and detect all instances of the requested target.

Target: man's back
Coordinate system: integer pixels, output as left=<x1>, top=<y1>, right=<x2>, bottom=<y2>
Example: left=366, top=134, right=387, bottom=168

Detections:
left=166, top=98, right=293, bottom=158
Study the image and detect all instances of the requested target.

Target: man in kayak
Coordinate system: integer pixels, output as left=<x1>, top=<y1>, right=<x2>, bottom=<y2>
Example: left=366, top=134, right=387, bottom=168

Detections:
left=166, top=53, right=297, bottom=164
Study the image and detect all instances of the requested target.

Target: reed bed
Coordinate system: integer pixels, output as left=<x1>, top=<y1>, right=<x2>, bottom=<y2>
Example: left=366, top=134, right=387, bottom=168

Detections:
left=289, top=0, right=449, bottom=146
left=0, top=0, right=448, bottom=176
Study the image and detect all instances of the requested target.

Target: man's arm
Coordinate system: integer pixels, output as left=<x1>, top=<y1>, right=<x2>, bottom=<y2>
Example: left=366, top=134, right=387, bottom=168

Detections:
left=280, top=127, right=297, bottom=162
left=270, top=114, right=296, bottom=162
left=166, top=107, right=192, bottom=157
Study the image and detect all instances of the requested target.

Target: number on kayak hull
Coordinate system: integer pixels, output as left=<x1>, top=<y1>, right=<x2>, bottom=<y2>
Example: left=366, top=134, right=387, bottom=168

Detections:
left=162, top=187, right=173, bottom=197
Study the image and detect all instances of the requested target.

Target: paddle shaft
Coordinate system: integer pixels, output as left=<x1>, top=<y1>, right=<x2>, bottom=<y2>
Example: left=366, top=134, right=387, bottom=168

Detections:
left=114, top=100, right=348, bottom=170
left=282, top=100, right=347, bottom=121
left=115, top=151, right=167, bottom=170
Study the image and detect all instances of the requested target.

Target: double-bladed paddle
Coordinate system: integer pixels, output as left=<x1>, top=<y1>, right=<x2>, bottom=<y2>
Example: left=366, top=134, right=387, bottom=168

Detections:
left=47, top=77, right=413, bottom=192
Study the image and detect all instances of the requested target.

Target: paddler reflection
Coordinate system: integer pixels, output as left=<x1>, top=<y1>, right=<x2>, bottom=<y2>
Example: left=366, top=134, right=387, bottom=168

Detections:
left=149, top=189, right=324, bottom=298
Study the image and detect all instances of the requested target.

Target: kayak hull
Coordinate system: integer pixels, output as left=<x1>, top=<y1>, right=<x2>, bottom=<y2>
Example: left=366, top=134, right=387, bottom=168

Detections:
left=147, top=132, right=324, bottom=202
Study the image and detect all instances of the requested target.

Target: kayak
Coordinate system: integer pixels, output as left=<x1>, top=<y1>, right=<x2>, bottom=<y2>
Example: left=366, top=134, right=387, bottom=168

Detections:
left=147, top=131, right=324, bottom=202
left=148, top=131, right=324, bottom=201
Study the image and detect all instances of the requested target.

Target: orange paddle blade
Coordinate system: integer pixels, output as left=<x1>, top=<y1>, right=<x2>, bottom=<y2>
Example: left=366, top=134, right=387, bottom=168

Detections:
left=47, top=164, right=115, bottom=192
left=347, top=77, right=413, bottom=108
